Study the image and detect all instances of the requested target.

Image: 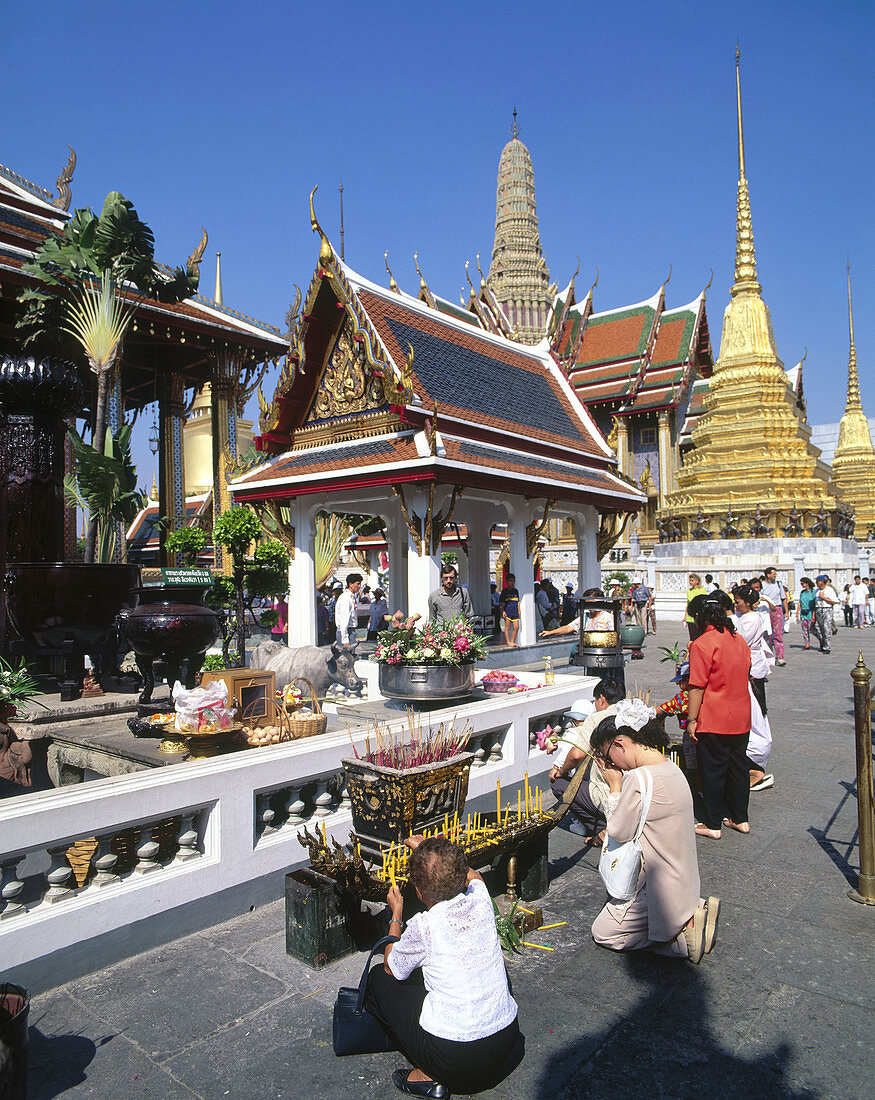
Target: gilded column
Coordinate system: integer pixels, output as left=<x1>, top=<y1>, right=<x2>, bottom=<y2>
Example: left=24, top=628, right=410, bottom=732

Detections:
left=159, top=371, right=187, bottom=565
left=615, top=418, right=630, bottom=478
left=657, top=410, right=672, bottom=508
left=211, top=352, right=241, bottom=575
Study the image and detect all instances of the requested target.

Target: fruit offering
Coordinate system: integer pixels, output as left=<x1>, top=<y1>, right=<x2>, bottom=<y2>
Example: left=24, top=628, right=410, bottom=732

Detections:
left=147, top=712, right=175, bottom=726
left=481, top=670, right=519, bottom=693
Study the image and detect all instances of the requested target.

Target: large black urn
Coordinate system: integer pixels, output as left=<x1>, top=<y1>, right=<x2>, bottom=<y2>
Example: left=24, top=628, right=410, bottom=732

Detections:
left=121, top=584, right=220, bottom=703
left=1, top=356, right=141, bottom=698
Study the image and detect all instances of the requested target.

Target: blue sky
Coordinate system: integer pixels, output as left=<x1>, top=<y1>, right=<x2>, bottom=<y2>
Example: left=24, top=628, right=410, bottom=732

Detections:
left=3, top=1, right=873, bottom=485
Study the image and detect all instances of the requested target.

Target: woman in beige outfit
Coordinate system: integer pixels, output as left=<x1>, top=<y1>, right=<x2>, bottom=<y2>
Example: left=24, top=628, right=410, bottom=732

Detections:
left=590, top=715, right=719, bottom=963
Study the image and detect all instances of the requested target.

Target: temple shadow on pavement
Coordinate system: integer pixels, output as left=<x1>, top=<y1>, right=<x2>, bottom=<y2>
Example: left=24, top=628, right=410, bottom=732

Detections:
left=534, top=953, right=818, bottom=1100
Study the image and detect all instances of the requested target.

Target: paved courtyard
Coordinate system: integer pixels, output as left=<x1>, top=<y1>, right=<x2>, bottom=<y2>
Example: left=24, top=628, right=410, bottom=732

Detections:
left=22, top=620, right=875, bottom=1099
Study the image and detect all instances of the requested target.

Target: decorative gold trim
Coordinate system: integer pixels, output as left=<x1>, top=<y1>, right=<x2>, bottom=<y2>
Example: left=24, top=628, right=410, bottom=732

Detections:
left=526, top=500, right=556, bottom=557
left=187, top=227, right=208, bottom=272
left=385, top=251, right=400, bottom=294
left=431, top=484, right=464, bottom=555
left=393, top=484, right=423, bottom=555
left=53, top=145, right=76, bottom=211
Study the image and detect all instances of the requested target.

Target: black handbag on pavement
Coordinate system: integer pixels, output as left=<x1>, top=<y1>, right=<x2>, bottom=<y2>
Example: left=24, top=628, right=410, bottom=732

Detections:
left=332, top=934, right=399, bottom=1056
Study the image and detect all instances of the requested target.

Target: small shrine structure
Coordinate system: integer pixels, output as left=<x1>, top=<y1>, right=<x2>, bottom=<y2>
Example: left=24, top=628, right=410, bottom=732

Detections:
left=230, top=193, right=644, bottom=646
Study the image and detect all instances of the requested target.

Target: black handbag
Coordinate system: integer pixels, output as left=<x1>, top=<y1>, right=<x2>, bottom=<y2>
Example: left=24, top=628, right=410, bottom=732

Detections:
left=332, top=934, right=399, bottom=1056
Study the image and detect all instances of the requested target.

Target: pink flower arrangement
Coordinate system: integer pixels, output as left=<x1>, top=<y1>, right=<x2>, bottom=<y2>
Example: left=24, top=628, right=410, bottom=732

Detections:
left=374, top=615, right=487, bottom=666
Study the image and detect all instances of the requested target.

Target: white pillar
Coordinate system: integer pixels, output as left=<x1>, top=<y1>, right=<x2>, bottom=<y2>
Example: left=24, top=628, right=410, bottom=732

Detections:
left=508, top=503, right=536, bottom=646
left=576, top=507, right=601, bottom=593
left=465, top=517, right=491, bottom=616
left=386, top=515, right=406, bottom=615
left=287, top=500, right=316, bottom=648
left=406, top=490, right=440, bottom=622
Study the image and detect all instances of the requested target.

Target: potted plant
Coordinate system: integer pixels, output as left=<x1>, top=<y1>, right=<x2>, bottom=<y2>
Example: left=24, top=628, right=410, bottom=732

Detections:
left=343, top=716, right=474, bottom=847
left=0, top=656, right=47, bottom=723
left=374, top=616, right=488, bottom=701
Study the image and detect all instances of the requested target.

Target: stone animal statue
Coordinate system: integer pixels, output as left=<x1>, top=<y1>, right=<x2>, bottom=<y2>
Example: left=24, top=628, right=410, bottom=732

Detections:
left=250, top=640, right=364, bottom=698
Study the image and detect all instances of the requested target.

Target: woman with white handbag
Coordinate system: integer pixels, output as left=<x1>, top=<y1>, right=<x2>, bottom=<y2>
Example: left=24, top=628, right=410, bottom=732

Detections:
left=589, top=704, right=719, bottom=964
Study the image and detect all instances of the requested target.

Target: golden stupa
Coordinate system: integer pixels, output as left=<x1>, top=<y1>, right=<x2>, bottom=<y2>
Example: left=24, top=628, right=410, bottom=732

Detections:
left=665, top=49, right=836, bottom=538
left=832, top=265, right=875, bottom=533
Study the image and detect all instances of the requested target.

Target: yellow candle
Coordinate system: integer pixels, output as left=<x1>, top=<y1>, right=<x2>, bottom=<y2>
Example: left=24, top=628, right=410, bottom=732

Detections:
left=497, top=779, right=501, bottom=821
left=518, top=790, right=521, bottom=820
left=522, top=941, right=554, bottom=951
left=444, top=813, right=449, bottom=834
left=525, top=772, right=530, bottom=815
left=504, top=805, right=510, bottom=827
left=322, top=822, right=328, bottom=845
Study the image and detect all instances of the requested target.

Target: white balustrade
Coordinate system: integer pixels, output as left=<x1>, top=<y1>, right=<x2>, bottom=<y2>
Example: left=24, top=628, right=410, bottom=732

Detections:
left=0, top=667, right=596, bottom=978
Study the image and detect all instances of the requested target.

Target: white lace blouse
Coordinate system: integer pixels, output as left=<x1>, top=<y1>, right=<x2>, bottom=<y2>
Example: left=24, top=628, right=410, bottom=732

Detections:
left=387, top=878, right=518, bottom=1042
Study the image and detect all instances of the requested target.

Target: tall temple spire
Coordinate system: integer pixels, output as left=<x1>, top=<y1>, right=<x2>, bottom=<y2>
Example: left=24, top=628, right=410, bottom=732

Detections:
left=833, top=263, right=875, bottom=529
left=733, top=46, right=759, bottom=294
left=215, top=251, right=223, bottom=305
left=845, top=262, right=861, bottom=411
left=664, top=49, right=835, bottom=536
left=486, top=114, right=554, bottom=344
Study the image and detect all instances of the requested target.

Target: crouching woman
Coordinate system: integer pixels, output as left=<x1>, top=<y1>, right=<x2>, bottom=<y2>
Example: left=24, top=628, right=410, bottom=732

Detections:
left=366, top=836, right=523, bottom=1098
left=589, top=715, right=718, bottom=963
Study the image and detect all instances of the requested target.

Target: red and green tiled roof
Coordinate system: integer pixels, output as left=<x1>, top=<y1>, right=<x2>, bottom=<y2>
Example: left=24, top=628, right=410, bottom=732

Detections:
left=575, top=302, right=657, bottom=368
left=651, top=311, right=696, bottom=367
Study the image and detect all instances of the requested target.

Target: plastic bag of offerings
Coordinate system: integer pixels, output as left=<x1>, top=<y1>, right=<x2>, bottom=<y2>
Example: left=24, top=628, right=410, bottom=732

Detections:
left=172, top=679, right=236, bottom=733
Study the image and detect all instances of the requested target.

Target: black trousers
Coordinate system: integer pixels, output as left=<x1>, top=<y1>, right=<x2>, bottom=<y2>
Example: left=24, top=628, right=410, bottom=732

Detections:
left=550, top=774, right=605, bottom=835
left=695, top=732, right=751, bottom=830
left=365, top=965, right=523, bottom=1094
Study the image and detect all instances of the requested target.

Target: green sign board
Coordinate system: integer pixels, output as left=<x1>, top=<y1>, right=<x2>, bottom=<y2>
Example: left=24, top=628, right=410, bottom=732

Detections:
left=161, top=568, right=213, bottom=586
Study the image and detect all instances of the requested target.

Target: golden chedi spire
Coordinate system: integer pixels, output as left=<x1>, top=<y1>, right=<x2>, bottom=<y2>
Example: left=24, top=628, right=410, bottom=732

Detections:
left=833, top=264, right=875, bottom=530
left=663, top=48, right=835, bottom=537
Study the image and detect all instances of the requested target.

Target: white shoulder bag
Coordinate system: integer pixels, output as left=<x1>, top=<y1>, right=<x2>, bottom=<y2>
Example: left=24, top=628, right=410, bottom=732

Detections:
left=598, top=767, right=653, bottom=901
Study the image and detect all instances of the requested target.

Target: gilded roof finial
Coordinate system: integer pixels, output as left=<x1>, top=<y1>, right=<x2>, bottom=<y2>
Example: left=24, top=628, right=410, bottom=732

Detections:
left=414, top=251, right=430, bottom=297
left=569, top=255, right=581, bottom=294
left=476, top=252, right=487, bottom=290
left=586, top=266, right=600, bottom=302
left=385, top=251, right=399, bottom=293
left=703, top=267, right=714, bottom=298
left=53, top=145, right=76, bottom=211
left=309, top=186, right=333, bottom=266
left=465, top=259, right=474, bottom=293
left=846, top=262, right=861, bottom=411
left=732, top=45, right=759, bottom=294
left=186, top=226, right=208, bottom=273
left=511, top=106, right=520, bottom=140
left=662, top=262, right=673, bottom=290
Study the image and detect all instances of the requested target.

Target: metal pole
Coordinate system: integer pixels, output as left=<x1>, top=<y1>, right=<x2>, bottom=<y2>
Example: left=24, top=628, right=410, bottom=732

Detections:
left=849, top=650, right=875, bottom=904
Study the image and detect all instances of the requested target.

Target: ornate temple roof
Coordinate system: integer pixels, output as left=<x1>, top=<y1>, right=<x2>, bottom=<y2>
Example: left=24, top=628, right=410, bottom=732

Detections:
left=235, top=205, right=643, bottom=514
left=0, top=158, right=286, bottom=410
left=549, top=279, right=713, bottom=416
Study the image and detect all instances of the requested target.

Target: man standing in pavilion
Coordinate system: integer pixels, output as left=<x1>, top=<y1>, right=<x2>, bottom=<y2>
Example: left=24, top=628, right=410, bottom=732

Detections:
left=428, top=564, right=473, bottom=622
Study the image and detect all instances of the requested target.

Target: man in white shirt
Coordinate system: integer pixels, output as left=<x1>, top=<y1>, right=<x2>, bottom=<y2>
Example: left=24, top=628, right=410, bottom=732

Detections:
left=334, top=573, right=362, bottom=647
left=760, top=567, right=788, bottom=665
left=814, top=575, right=838, bottom=654
left=850, top=574, right=869, bottom=629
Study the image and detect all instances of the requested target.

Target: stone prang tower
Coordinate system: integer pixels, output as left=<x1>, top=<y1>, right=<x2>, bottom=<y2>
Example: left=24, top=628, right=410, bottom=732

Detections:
left=487, top=111, right=554, bottom=345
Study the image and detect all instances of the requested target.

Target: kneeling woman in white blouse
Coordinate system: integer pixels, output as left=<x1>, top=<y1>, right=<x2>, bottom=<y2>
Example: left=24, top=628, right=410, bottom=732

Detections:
left=366, top=836, right=522, bottom=1099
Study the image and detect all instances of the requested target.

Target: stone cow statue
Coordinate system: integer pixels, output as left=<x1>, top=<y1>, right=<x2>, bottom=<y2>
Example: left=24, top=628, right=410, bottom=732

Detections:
left=250, top=640, right=364, bottom=698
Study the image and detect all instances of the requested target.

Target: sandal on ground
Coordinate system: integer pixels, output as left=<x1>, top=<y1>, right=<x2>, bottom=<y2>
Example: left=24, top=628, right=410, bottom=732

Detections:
left=695, top=823, right=722, bottom=839
left=703, top=896, right=720, bottom=953
left=392, top=1069, right=451, bottom=1099
left=682, top=905, right=706, bottom=963
left=750, top=773, right=774, bottom=791
left=722, top=818, right=751, bottom=833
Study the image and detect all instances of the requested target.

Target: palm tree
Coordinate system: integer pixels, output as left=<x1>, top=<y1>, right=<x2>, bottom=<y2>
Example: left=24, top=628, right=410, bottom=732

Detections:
left=18, top=192, right=201, bottom=560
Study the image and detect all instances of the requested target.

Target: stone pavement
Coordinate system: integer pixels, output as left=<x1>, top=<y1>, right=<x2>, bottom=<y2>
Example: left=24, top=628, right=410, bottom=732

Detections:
left=23, top=621, right=875, bottom=1099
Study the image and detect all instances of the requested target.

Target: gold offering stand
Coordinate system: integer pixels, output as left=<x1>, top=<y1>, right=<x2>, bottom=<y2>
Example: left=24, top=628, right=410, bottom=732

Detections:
left=298, top=768, right=588, bottom=917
